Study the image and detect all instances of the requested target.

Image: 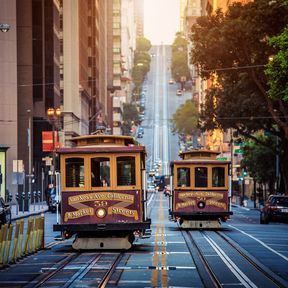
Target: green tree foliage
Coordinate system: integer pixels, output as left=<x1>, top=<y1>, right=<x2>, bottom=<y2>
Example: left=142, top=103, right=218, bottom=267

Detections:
left=265, top=27, right=288, bottom=102
left=171, top=32, right=190, bottom=82
left=190, top=0, right=288, bottom=193
left=136, top=37, right=152, bottom=52
left=122, top=103, right=140, bottom=136
left=132, top=37, right=151, bottom=93
left=171, top=100, right=199, bottom=135
left=241, top=134, right=276, bottom=193
left=123, top=103, right=139, bottom=124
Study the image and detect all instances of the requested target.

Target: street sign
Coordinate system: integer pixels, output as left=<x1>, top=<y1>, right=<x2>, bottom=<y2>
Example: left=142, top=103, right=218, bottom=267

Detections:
left=234, top=149, right=243, bottom=154
left=217, top=157, right=227, bottom=161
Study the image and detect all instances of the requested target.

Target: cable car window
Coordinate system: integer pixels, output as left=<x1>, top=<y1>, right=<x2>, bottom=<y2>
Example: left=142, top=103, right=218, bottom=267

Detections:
left=117, top=156, right=136, bottom=186
left=91, top=157, right=110, bottom=187
left=65, top=158, right=84, bottom=187
left=195, top=167, right=208, bottom=187
left=177, top=167, right=190, bottom=187
left=212, top=167, right=225, bottom=187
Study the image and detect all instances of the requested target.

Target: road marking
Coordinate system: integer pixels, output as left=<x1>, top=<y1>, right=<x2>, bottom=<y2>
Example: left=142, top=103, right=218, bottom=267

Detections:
left=147, top=192, right=155, bottom=206
left=204, top=234, right=257, bottom=288
left=229, top=225, right=288, bottom=261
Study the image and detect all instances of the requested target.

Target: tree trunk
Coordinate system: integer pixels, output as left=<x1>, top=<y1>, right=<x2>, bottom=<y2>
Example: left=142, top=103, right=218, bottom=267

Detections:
left=280, top=138, right=288, bottom=195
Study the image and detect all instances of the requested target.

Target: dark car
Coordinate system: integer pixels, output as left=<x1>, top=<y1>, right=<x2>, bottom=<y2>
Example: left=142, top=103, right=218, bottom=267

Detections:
left=0, top=197, right=11, bottom=226
left=46, top=187, right=60, bottom=213
left=260, top=195, right=288, bottom=224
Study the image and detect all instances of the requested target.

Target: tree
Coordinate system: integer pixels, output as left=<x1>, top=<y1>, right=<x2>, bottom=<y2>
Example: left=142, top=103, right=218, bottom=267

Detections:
left=136, top=37, right=152, bottom=52
left=132, top=37, right=151, bottom=93
left=123, top=103, right=139, bottom=124
left=265, top=26, right=288, bottom=103
left=190, top=0, right=288, bottom=194
left=171, top=33, right=190, bottom=83
left=171, top=100, right=199, bottom=135
left=241, top=134, right=277, bottom=194
left=121, top=103, right=139, bottom=136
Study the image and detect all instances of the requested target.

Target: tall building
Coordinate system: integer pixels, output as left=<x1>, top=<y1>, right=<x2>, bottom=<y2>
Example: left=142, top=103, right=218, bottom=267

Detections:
left=62, top=0, right=108, bottom=141
left=0, top=0, right=61, bottom=199
left=206, top=0, right=251, bottom=13
left=121, top=0, right=136, bottom=103
left=134, top=0, right=144, bottom=37
left=1, top=0, right=112, bottom=200
left=0, top=0, right=18, bottom=199
left=180, top=0, right=188, bottom=33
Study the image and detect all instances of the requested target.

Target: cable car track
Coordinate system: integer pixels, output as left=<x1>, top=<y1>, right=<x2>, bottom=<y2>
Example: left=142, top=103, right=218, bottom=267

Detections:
left=182, top=229, right=287, bottom=288
left=31, top=252, right=124, bottom=288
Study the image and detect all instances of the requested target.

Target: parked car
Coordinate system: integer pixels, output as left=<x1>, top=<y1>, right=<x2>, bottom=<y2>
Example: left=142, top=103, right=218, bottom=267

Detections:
left=0, top=197, right=11, bottom=226
left=138, top=126, right=144, bottom=135
left=147, top=185, right=156, bottom=193
left=46, top=187, right=60, bottom=213
left=260, top=195, right=288, bottom=224
left=137, top=132, right=143, bottom=138
left=164, top=185, right=171, bottom=197
left=169, top=79, right=174, bottom=84
left=176, top=89, right=182, bottom=96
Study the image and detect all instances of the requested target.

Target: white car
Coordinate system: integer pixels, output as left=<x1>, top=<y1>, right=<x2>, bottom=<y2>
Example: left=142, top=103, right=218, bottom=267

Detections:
left=147, top=185, right=156, bottom=193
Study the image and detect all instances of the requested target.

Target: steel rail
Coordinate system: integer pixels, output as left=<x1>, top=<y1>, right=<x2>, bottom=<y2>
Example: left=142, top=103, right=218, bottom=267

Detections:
left=216, top=231, right=288, bottom=288
left=181, top=229, right=222, bottom=288
left=62, top=253, right=102, bottom=288
left=98, top=253, right=123, bottom=288
left=32, top=252, right=80, bottom=288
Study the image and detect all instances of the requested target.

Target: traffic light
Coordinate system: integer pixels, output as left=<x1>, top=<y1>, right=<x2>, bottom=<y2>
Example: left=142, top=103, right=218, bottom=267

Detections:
left=243, top=170, right=247, bottom=177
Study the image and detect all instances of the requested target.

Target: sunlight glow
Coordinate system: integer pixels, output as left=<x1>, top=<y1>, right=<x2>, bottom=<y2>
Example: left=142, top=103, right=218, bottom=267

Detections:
left=144, top=0, right=180, bottom=45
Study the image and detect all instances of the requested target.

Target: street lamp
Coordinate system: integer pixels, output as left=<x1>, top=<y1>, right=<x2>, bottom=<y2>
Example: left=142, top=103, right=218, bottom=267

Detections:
left=0, top=23, right=10, bottom=33
left=47, top=108, right=61, bottom=186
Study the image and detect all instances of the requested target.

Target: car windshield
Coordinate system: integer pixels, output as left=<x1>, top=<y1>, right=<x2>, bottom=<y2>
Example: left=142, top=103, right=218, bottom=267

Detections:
left=272, top=197, right=288, bottom=207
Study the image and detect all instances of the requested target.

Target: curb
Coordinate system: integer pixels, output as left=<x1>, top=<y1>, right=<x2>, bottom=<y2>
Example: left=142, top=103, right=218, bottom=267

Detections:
left=12, top=209, right=49, bottom=221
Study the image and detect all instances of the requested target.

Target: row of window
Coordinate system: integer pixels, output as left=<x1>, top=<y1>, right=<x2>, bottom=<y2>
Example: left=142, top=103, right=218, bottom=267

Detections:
left=65, top=156, right=136, bottom=188
left=177, top=166, right=225, bottom=188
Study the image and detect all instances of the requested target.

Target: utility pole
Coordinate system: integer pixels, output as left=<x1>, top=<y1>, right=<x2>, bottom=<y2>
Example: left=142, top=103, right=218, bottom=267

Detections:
left=27, top=109, right=32, bottom=210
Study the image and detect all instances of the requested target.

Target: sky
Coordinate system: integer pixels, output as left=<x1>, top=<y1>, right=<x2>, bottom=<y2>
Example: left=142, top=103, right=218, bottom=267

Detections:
left=144, top=0, right=180, bottom=45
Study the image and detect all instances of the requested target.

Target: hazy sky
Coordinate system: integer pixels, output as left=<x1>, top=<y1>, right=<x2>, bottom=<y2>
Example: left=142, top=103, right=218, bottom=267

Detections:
left=144, top=0, right=180, bottom=45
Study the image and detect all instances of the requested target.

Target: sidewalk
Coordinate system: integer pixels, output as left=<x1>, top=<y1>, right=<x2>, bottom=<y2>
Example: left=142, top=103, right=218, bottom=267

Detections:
left=11, top=202, right=49, bottom=221
left=232, top=197, right=262, bottom=211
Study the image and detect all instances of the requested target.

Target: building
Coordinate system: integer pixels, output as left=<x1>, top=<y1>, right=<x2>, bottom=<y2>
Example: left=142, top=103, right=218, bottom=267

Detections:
left=0, top=0, right=61, bottom=200
left=134, top=0, right=144, bottom=38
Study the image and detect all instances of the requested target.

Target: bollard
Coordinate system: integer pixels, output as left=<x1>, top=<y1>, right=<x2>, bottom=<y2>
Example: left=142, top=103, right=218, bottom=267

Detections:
left=11, top=221, right=20, bottom=263
left=24, top=218, right=33, bottom=255
left=18, top=219, right=24, bottom=258
left=33, top=217, right=39, bottom=251
left=0, top=227, right=3, bottom=267
left=0, top=224, right=8, bottom=267
left=29, top=218, right=35, bottom=254
left=39, top=216, right=45, bottom=250
left=4, top=225, right=14, bottom=266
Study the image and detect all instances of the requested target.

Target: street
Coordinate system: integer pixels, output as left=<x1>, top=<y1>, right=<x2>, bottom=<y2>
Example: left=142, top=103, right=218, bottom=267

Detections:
left=0, top=44, right=287, bottom=287
left=0, top=194, right=287, bottom=287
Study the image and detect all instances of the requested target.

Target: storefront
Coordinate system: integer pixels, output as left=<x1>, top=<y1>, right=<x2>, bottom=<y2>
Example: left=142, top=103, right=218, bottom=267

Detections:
left=0, top=146, right=9, bottom=199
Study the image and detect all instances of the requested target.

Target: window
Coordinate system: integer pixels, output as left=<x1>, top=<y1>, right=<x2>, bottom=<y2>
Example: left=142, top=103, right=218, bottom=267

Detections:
left=212, top=167, right=225, bottom=187
left=91, top=157, right=110, bottom=187
left=195, top=167, right=208, bottom=187
left=65, top=158, right=84, bottom=187
left=177, top=168, right=190, bottom=187
left=117, top=156, right=135, bottom=186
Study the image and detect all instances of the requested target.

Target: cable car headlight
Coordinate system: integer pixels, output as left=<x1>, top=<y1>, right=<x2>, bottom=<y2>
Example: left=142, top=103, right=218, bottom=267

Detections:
left=96, top=208, right=106, bottom=218
left=197, top=201, right=206, bottom=209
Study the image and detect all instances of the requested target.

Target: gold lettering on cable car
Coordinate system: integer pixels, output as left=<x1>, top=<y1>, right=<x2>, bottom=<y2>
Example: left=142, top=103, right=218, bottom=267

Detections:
left=108, top=206, right=139, bottom=220
left=176, top=200, right=196, bottom=209
left=68, top=192, right=134, bottom=205
left=64, top=207, right=94, bottom=222
left=176, top=191, right=226, bottom=210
